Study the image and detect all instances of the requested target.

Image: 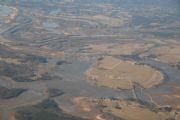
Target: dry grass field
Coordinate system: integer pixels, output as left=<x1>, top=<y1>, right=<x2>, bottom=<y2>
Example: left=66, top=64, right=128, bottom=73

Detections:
left=87, top=56, right=164, bottom=89
left=150, top=87, right=180, bottom=109
left=141, top=45, right=180, bottom=64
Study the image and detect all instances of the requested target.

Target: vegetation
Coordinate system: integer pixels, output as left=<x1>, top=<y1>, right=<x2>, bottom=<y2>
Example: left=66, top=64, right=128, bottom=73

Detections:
left=0, top=45, right=18, bottom=58
left=0, top=86, right=26, bottom=99
left=15, top=99, right=87, bottom=120
left=20, top=54, right=48, bottom=63
left=0, top=45, right=48, bottom=63
left=46, top=88, right=64, bottom=97
left=177, top=64, right=180, bottom=70
left=0, top=61, right=35, bottom=82
left=56, top=60, right=68, bottom=65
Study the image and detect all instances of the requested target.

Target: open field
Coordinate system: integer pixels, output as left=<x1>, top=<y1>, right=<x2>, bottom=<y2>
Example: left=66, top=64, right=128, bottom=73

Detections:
left=140, top=44, right=180, bottom=64
left=87, top=56, right=164, bottom=89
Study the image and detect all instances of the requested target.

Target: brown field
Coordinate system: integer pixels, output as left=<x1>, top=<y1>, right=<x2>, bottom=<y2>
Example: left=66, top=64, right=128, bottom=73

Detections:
left=73, top=97, right=179, bottom=120
left=151, top=93, right=180, bottom=109
left=87, top=56, right=164, bottom=89
left=140, top=42, right=180, bottom=64
left=150, top=86, right=180, bottom=108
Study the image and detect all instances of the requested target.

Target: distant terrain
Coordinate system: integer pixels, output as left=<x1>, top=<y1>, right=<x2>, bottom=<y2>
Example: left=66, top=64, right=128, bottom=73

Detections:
left=0, top=0, right=179, bottom=120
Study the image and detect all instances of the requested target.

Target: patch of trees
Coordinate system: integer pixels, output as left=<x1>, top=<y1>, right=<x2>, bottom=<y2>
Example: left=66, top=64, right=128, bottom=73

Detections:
left=20, top=54, right=48, bottom=63
left=15, top=99, right=88, bottom=120
left=0, top=45, right=48, bottom=63
left=56, top=60, right=69, bottom=65
left=0, top=86, right=26, bottom=99
left=0, top=61, right=35, bottom=82
left=0, top=45, right=18, bottom=58
left=46, top=88, right=64, bottom=97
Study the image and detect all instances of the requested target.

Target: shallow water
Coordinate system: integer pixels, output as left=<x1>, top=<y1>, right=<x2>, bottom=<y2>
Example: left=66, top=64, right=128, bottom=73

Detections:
left=0, top=6, right=12, bottom=18
left=50, top=9, right=62, bottom=15
left=43, top=21, right=59, bottom=28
